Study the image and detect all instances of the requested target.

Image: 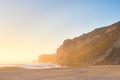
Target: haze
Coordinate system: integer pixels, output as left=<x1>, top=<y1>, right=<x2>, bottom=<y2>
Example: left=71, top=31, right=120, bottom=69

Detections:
left=0, top=0, right=120, bottom=64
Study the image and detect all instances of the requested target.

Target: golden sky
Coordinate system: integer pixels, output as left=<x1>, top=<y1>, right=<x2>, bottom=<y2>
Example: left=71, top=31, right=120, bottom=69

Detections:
left=0, top=33, right=58, bottom=64
left=0, top=0, right=120, bottom=64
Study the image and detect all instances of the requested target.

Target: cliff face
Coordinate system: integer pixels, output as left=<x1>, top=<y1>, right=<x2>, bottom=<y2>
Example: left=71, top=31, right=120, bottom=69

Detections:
left=38, top=54, right=56, bottom=64
left=38, top=21, right=120, bottom=66
left=56, top=21, right=120, bottom=66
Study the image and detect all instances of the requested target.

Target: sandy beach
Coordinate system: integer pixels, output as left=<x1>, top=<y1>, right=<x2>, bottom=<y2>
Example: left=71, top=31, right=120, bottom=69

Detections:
left=0, top=66, right=120, bottom=80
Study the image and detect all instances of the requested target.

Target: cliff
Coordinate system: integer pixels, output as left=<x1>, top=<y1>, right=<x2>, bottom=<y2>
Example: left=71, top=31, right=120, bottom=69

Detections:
left=56, top=21, right=120, bottom=66
left=38, top=54, right=56, bottom=64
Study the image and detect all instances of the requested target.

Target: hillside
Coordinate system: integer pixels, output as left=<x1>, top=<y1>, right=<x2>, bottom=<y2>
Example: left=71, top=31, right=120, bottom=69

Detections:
left=38, top=54, right=56, bottom=64
left=38, top=21, right=120, bottom=66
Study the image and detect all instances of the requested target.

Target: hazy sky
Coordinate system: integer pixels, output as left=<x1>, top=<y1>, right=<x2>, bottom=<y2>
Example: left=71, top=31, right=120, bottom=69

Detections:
left=0, top=0, right=120, bottom=64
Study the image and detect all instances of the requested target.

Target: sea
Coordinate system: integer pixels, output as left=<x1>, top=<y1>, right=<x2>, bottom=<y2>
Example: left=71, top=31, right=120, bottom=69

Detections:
left=0, top=63, right=61, bottom=69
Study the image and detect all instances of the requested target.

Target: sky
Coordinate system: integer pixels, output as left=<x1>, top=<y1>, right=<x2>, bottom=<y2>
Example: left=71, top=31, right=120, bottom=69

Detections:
left=0, top=0, right=120, bottom=64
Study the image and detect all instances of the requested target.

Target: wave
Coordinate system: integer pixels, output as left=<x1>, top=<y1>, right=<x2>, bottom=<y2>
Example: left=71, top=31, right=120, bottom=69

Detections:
left=0, top=63, right=61, bottom=69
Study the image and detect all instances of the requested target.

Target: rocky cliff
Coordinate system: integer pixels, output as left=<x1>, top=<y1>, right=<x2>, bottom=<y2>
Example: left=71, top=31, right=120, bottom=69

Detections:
left=38, top=21, right=120, bottom=66
left=38, top=54, right=56, bottom=64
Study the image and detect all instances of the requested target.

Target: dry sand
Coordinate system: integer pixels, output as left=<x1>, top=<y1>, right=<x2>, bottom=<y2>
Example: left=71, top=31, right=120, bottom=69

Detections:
left=0, top=66, right=120, bottom=80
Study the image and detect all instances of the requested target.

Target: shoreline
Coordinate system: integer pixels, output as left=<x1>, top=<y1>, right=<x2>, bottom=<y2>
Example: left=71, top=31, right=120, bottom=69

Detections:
left=1, top=65, right=120, bottom=69
left=0, top=65, right=120, bottom=80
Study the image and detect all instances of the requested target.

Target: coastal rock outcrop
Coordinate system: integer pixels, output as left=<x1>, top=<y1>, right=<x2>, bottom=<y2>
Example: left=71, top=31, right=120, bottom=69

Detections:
left=38, top=54, right=56, bottom=64
left=38, top=21, right=120, bottom=66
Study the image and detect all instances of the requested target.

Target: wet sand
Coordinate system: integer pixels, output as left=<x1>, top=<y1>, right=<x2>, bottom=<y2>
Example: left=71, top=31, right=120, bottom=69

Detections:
left=0, top=66, right=120, bottom=80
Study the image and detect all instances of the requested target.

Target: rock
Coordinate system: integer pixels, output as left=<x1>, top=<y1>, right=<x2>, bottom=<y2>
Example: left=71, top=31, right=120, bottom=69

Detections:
left=56, top=21, right=120, bottom=66
left=38, top=21, right=120, bottom=67
left=38, top=54, right=56, bottom=64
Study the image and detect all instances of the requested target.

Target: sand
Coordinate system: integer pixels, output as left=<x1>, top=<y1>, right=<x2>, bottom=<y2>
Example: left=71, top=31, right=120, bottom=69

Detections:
left=0, top=66, right=120, bottom=80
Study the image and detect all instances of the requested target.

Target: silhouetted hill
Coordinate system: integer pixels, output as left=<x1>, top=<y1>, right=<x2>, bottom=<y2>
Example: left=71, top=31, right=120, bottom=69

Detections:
left=38, top=21, right=120, bottom=66
left=38, top=54, right=56, bottom=64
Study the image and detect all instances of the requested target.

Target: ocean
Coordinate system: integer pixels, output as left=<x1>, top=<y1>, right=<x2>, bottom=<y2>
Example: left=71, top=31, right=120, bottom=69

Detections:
left=0, top=63, right=61, bottom=69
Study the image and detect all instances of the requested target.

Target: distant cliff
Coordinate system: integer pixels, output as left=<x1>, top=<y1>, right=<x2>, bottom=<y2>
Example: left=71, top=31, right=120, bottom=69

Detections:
left=38, top=21, right=120, bottom=66
left=38, top=54, right=56, bottom=64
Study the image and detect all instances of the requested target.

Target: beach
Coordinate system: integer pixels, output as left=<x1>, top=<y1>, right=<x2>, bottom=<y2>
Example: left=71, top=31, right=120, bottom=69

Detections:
left=0, top=66, right=120, bottom=80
